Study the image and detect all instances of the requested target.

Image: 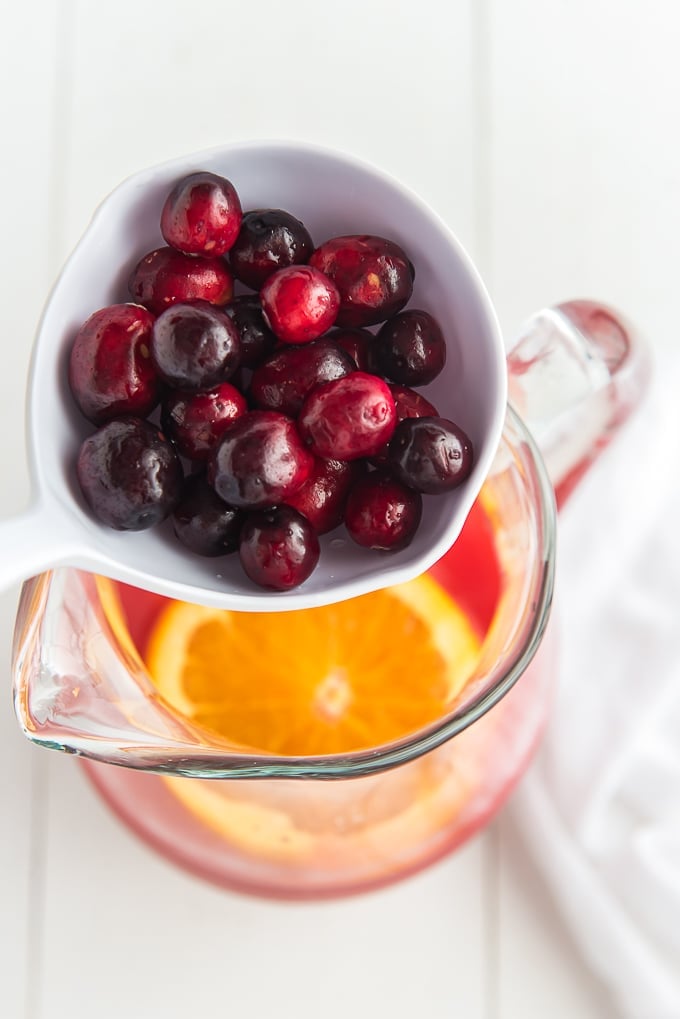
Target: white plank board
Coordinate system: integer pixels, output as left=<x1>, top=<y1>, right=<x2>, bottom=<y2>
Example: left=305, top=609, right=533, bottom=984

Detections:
left=0, top=1, right=60, bottom=1014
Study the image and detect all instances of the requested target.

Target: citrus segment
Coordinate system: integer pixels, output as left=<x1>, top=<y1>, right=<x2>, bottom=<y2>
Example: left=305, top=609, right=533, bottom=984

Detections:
left=144, top=573, right=481, bottom=757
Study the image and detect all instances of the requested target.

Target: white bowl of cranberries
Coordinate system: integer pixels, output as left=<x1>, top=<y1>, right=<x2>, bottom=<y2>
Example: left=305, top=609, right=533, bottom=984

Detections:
left=39, top=141, right=506, bottom=606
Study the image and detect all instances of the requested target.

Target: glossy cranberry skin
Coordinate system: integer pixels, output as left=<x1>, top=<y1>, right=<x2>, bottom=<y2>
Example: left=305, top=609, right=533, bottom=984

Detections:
left=329, top=327, right=376, bottom=372
left=298, top=372, right=397, bottom=461
left=76, top=417, right=183, bottom=530
left=160, top=172, right=242, bottom=257
left=239, top=505, right=320, bottom=591
left=172, top=473, right=243, bottom=556
left=388, top=417, right=474, bottom=493
left=151, top=301, right=240, bottom=391
left=309, top=235, right=414, bottom=328
left=224, top=295, right=277, bottom=368
left=68, top=304, right=160, bottom=424
left=162, top=382, right=248, bottom=461
left=229, top=209, right=314, bottom=290
left=260, top=265, right=340, bottom=344
left=208, top=410, right=314, bottom=509
left=250, top=338, right=355, bottom=416
left=370, top=384, right=439, bottom=466
left=374, top=310, right=446, bottom=385
left=284, top=457, right=364, bottom=534
left=344, top=470, right=422, bottom=551
left=128, top=247, right=233, bottom=315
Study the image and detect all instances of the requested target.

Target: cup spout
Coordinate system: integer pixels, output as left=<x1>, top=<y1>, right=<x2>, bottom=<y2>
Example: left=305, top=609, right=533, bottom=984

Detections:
left=506, top=301, right=651, bottom=507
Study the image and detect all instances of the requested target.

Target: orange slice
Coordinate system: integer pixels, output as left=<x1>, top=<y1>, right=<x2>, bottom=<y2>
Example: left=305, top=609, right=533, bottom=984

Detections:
left=144, top=574, right=481, bottom=758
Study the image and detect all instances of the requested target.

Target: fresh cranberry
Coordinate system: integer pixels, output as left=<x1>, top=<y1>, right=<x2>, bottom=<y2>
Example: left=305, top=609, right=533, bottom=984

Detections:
left=249, top=338, right=355, bottom=416
left=370, top=383, right=439, bottom=466
left=151, top=301, right=240, bottom=391
left=374, top=309, right=446, bottom=385
left=160, top=172, right=242, bottom=257
left=128, top=247, right=233, bottom=315
left=344, top=470, right=422, bottom=551
left=329, top=327, right=376, bottom=372
left=298, top=372, right=397, bottom=461
left=229, top=209, right=314, bottom=290
left=68, top=304, right=160, bottom=424
left=224, top=295, right=278, bottom=368
left=208, top=410, right=314, bottom=509
left=162, top=382, right=248, bottom=461
left=172, top=473, right=243, bottom=556
left=260, top=265, right=340, bottom=344
left=284, top=457, right=364, bottom=534
left=76, top=417, right=183, bottom=530
left=388, top=416, right=474, bottom=493
left=309, top=235, right=414, bottom=327
left=239, top=505, right=320, bottom=591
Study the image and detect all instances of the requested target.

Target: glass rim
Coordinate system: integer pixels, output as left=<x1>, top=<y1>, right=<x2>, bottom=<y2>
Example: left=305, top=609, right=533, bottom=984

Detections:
left=15, top=405, right=556, bottom=781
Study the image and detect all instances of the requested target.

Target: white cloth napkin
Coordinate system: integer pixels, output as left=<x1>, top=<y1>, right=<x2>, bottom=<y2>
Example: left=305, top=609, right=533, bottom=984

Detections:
left=508, top=349, right=680, bottom=1019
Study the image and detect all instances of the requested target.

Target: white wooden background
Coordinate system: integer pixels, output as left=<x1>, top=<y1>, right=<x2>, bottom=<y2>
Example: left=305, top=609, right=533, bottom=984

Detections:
left=1, top=1, right=677, bottom=1016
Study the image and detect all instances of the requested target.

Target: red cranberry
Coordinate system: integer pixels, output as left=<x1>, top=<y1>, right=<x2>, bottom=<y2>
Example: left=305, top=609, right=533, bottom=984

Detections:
left=151, top=301, right=240, bottom=391
left=344, top=470, right=422, bottom=551
left=162, top=382, right=248, bottom=461
left=172, top=473, right=243, bottom=556
left=370, top=383, right=439, bottom=466
left=128, top=247, right=233, bottom=315
left=298, top=371, right=397, bottom=461
left=68, top=304, right=160, bottom=424
left=160, top=172, right=242, bottom=257
left=309, top=235, right=414, bottom=327
left=76, top=417, right=183, bottom=530
left=329, top=327, right=376, bottom=372
left=239, top=505, right=320, bottom=591
left=224, top=295, right=277, bottom=368
left=229, top=209, right=314, bottom=290
left=260, top=265, right=340, bottom=344
left=249, top=338, right=355, bottom=416
left=284, top=457, right=364, bottom=534
left=208, top=410, right=314, bottom=509
left=374, top=309, right=446, bottom=385
left=388, top=417, right=474, bottom=493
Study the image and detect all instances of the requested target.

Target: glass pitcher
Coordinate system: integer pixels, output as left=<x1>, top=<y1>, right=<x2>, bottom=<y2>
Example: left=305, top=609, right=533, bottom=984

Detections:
left=11, top=300, right=649, bottom=899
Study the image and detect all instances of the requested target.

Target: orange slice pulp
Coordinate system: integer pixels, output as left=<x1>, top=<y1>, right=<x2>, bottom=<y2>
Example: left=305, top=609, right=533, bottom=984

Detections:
left=142, top=573, right=482, bottom=758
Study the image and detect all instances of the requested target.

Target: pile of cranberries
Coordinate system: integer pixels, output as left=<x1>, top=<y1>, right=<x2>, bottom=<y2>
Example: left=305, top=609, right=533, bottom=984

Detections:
left=69, top=170, right=473, bottom=591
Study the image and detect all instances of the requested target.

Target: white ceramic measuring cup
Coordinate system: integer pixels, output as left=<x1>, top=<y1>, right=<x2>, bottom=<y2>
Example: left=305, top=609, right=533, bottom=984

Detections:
left=0, top=140, right=506, bottom=611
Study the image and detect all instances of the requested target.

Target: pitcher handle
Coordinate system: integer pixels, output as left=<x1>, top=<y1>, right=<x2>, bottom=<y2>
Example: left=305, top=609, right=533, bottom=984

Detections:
left=506, top=300, right=651, bottom=507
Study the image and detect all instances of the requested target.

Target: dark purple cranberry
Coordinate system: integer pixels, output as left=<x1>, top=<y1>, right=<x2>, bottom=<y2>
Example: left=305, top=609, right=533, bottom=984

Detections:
left=370, top=384, right=439, bottom=466
left=229, top=209, right=314, bottom=290
left=224, top=295, right=278, bottom=368
left=172, top=473, right=243, bottom=556
left=151, top=301, right=240, bottom=391
left=68, top=304, right=160, bottom=424
left=344, top=470, right=422, bottom=551
left=284, top=457, right=365, bottom=534
left=309, top=235, right=414, bottom=327
left=388, top=417, right=474, bottom=493
left=249, top=338, right=355, bottom=416
left=160, top=172, right=242, bottom=256
left=208, top=410, right=314, bottom=509
left=260, top=265, right=340, bottom=344
left=374, top=310, right=446, bottom=386
left=128, top=247, right=233, bottom=315
left=298, top=372, right=397, bottom=461
left=329, top=327, right=376, bottom=372
left=239, top=505, right=320, bottom=591
left=162, top=382, right=248, bottom=461
left=76, top=417, right=183, bottom=530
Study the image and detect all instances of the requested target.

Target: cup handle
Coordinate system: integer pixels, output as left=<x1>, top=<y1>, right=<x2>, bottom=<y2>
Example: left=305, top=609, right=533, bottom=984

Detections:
left=506, top=300, right=651, bottom=508
left=0, top=502, right=76, bottom=592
